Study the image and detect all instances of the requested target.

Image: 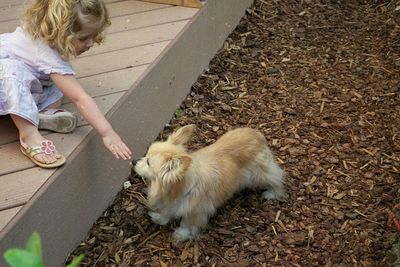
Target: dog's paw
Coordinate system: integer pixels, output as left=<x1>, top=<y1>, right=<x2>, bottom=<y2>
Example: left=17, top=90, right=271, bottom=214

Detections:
left=172, top=227, right=199, bottom=242
left=262, top=189, right=279, bottom=200
left=148, top=211, right=170, bottom=225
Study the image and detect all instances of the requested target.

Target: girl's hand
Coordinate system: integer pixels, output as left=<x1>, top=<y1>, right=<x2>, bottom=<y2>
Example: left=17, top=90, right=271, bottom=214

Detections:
left=102, top=132, right=132, bottom=160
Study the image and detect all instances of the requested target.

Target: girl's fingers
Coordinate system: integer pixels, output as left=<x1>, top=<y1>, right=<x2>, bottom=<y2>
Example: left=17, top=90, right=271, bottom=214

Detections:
left=118, top=150, right=129, bottom=160
left=116, top=142, right=131, bottom=159
left=121, top=147, right=131, bottom=160
left=112, top=145, right=131, bottom=160
left=108, top=141, right=132, bottom=160
left=121, top=144, right=132, bottom=158
left=122, top=143, right=132, bottom=155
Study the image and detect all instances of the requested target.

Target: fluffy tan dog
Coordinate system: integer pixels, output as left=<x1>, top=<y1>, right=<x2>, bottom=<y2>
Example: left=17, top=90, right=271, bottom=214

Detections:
left=133, top=124, right=285, bottom=241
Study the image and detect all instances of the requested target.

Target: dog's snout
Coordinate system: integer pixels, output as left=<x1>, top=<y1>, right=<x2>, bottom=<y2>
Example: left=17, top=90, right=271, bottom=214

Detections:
left=131, top=158, right=140, bottom=166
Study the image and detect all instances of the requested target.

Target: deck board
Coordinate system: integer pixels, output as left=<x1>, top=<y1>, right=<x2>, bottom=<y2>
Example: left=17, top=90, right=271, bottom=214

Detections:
left=84, top=20, right=187, bottom=57
left=0, top=168, right=52, bottom=211
left=73, top=41, right=169, bottom=77
left=0, top=207, right=21, bottom=231
left=108, top=6, right=196, bottom=34
left=77, top=65, right=149, bottom=99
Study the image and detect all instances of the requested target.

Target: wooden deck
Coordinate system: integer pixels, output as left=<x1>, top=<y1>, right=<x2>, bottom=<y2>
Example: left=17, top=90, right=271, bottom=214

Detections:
left=0, top=0, right=253, bottom=265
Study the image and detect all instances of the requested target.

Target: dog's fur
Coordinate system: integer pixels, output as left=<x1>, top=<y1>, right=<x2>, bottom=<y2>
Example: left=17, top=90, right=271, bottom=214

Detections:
left=133, top=124, right=285, bottom=241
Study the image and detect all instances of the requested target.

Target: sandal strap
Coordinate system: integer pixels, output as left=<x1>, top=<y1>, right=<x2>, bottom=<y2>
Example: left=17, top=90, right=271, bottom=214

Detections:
left=23, top=139, right=56, bottom=156
left=26, top=146, right=42, bottom=157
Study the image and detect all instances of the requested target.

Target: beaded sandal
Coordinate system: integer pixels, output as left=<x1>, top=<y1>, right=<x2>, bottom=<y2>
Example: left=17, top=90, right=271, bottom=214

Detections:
left=20, top=139, right=66, bottom=168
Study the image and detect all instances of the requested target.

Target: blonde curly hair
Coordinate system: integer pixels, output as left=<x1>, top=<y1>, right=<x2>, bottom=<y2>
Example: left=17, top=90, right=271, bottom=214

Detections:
left=23, top=0, right=111, bottom=59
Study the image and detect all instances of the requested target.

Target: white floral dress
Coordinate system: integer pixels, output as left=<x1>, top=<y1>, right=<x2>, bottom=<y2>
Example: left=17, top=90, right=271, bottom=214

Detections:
left=0, top=26, right=75, bottom=126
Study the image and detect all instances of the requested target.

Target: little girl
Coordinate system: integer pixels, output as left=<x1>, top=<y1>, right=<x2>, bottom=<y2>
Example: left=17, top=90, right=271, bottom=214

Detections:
left=0, top=0, right=132, bottom=168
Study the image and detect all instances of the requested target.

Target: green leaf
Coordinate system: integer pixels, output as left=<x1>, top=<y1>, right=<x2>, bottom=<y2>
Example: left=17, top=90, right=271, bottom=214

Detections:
left=3, top=249, right=44, bottom=267
left=174, top=107, right=184, bottom=117
left=65, top=254, right=84, bottom=267
left=25, top=232, right=42, bottom=258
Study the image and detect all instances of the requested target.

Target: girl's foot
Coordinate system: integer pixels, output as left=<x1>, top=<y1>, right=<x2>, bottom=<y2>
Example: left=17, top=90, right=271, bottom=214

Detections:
left=20, top=139, right=66, bottom=168
left=10, top=114, right=66, bottom=168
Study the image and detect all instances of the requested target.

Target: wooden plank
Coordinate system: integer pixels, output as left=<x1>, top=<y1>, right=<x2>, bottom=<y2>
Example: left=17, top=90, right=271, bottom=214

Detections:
left=0, top=5, right=23, bottom=22
left=0, top=168, right=53, bottom=211
left=106, top=6, right=197, bottom=34
left=0, top=0, right=27, bottom=8
left=72, top=41, right=168, bottom=77
left=83, top=20, right=187, bottom=57
left=137, top=0, right=202, bottom=8
left=77, top=65, right=148, bottom=98
left=0, top=206, right=21, bottom=233
left=107, top=0, right=169, bottom=17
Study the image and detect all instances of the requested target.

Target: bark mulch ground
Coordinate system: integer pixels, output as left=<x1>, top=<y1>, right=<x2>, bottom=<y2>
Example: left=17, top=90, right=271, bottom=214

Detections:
left=66, top=0, right=400, bottom=266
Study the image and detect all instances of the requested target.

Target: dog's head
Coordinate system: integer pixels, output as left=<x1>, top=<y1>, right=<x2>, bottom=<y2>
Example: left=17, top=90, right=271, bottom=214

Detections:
left=133, top=125, right=195, bottom=206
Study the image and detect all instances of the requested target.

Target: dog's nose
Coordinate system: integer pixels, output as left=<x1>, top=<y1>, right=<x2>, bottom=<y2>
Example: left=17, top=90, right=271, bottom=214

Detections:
left=131, top=159, right=139, bottom=166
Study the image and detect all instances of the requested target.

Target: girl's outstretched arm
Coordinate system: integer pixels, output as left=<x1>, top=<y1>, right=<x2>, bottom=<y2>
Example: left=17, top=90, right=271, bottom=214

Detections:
left=50, top=73, right=132, bottom=160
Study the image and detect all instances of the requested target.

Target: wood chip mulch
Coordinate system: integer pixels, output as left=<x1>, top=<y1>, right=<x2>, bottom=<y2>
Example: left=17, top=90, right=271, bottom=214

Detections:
left=65, top=0, right=400, bottom=266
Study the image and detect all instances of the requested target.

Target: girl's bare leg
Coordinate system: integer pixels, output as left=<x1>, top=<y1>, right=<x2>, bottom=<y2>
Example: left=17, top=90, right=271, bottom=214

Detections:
left=10, top=114, right=61, bottom=164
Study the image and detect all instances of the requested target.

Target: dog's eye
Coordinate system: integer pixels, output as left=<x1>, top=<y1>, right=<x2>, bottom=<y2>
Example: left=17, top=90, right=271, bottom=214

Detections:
left=146, top=158, right=150, bottom=166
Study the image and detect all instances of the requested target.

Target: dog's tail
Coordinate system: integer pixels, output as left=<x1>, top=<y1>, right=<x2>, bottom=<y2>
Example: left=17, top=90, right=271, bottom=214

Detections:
left=246, top=147, right=286, bottom=200
left=262, top=155, right=286, bottom=200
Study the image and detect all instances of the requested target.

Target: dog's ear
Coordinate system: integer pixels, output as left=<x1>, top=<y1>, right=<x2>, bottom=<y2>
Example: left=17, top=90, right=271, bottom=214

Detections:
left=167, top=124, right=196, bottom=145
left=159, top=154, right=192, bottom=184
